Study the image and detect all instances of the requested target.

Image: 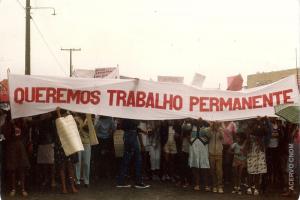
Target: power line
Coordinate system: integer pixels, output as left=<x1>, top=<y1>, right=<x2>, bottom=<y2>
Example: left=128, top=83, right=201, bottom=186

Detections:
left=31, top=17, right=68, bottom=75
left=15, top=0, right=25, bottom=9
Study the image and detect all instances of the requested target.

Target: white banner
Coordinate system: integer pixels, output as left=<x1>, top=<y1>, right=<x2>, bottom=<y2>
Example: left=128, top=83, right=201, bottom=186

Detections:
left=157, top=76, right=184, bottom=83
left=95, top=67, right=119, bottom=79
left=8, top=74, right=300, bottom=121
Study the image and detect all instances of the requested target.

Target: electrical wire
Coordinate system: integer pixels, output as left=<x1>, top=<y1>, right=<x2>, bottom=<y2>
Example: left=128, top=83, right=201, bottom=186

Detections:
left=31, top=17, right=68, bottom=76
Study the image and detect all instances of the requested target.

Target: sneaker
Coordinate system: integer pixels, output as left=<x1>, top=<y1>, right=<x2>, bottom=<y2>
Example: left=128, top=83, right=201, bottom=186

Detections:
left=246, top=188, right=252, bottom=195
left=232, top=186, right=238, bottom=194
left=253, top=189, right=259, bottom=196
left=238, top=190, right=242, bottom=195
left=194, top=185, right=200, bottom=191
left=116, top=183, right=131, bottom=188
left=134, top=183, right=150, bottom=189
left=218, top=187, right=224, bottom=194
left=212, top=187, right=217, bottom=193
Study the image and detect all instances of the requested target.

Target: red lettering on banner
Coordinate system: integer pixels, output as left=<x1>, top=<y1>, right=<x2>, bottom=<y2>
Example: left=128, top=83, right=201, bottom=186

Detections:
left=272, top=91, right=282, bottom=105
left=90, top=91, right=101, bottom=105
left=145, top=92, right=154, bottom=108
left=283, top=89, right=293, bottom=104
left=241, top=97, right=252, bottom=109
left=173, top=95, right=183, bottom=110
left=136, top=91, right=146, bottom=107
left=262, top=94, right=273, bottom=107
left=252, top=95, right=262, bottom=109
left=67, top=90, right=81, bottom=104
left=220, top=98, right=232, bottom=111
left=127, top=91, right=136, bottom=107
left=56, top=88, right=67, bottom=103
left=80, top=91, right=90, bottom=104
left=35, top=87, right=46, bottom=103
left=46, top=88, right=57, bottom=103
left=116, top=90, right=126, bottom=106
left=14, top=87, right=101, bottom=105
left=107, top=90, right=117, bottom=106
left=14, top=88, right=24, bottom=104
left=209, top=97, right=219, bottom=111
left=189, top=96, right=199, bottom=111
left=200, top=97, right=209, bottom=112
left=25, top=87, right=35, bottom=102
left=232, top=98, right=242, bottom=110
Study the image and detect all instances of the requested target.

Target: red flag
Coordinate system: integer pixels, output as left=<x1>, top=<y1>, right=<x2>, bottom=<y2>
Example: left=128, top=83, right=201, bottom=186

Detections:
left=227, top=74, right=243, bottom=91
left=0, top=79, right=9, bottom=102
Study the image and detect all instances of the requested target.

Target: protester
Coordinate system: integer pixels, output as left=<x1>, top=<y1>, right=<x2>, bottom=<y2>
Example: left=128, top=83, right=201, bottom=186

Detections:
left=206, top=121, right=224, bottom=193
left=162, top=120, right=177, bottom=182
left=189, top=118, right=210, bottom=191
left=3, top=115, right=30, bottom=197
left=148, top=121, right=161, bottom=181
left=245, top=118, right=267, bottom=196
left=93, top=115, right=116, bottom=180
left=74, top=113, right=92, bottom=187
left=138, top=120, right=152, bottom=180
left=55, top=108, right=79, bottom=194
left=222, top=121, right=236, bottom=185
left=116, top=119, right=150, bottom=189
left=178, top=119, right=192, bottom=188
left=36, top=113, right=56, bottom=188
left=229, top=132, right=247, bottom=195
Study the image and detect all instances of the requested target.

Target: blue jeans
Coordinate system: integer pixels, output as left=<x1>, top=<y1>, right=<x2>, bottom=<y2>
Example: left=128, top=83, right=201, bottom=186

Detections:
left=75, top=144, right=91, bottom=185
left=117, top=130, right=142, bottom=184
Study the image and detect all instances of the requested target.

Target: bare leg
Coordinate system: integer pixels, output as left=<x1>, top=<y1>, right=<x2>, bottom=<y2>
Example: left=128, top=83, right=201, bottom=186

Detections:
left=67, top=161, right=78, bottom=193
left=59, top=163, right=68, bottom=194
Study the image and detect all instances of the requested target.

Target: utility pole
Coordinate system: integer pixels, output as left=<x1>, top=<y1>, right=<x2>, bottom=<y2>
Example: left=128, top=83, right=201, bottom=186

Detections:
left=61, top=48, right=81, bottom=77
left=25, top=0, right=31, bottom=75
left=24, top=0, right=56, bottom=75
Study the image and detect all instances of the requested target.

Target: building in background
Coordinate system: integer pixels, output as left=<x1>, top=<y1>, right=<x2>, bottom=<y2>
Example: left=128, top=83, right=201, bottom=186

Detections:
left=247, top=68, right=300, bottom=89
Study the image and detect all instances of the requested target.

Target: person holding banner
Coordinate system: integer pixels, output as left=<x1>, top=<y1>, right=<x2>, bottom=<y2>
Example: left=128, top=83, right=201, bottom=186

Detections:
left=207, top=121, right=224, bottom=193
left=116, top=119, right=150, bottom=189
left=189, top=118, right=210, bottom=191
left=55, top=108, right=79, bottom=194
left=74, top=113, right=92, bottom=187
left=3, top=115, right=30, bottom=197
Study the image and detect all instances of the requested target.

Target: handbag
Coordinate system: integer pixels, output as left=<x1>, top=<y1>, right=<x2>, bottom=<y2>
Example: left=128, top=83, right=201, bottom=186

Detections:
left=86, top=114, right=99, bottom=146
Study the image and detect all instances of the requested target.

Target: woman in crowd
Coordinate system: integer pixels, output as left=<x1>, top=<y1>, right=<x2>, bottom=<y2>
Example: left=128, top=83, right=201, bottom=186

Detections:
left=245, top=118, right=267, bottom=196
left=178, top=119, right=192, bottom=188
left=74, top=113, right=92, bottom=187
left=36, top=113, right=56, bottom=188
left=230, top=132, right=247, bottom=195
left=189, top=118, right=210, bottom=191
left=3, top=115, right=30, bottom=197
left=207, top=121, right=224, bottom=193
left=162, top=120, right=177, bottom=182
left=148, top=121, right=161, bottom=180
left=55, top=108, right=78, bottom=194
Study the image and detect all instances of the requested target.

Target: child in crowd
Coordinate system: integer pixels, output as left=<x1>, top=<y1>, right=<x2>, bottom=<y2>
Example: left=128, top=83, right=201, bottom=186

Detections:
left=230, top=132, right=247, bottom=195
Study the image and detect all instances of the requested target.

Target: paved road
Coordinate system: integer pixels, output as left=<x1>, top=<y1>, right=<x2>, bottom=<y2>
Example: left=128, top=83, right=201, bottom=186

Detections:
left=2, top=180, right=300, bottom=200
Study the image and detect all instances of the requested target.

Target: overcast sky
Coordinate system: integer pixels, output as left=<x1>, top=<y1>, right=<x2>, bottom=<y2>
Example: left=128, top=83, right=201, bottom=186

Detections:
left=0, top=0, right=299, bottom=88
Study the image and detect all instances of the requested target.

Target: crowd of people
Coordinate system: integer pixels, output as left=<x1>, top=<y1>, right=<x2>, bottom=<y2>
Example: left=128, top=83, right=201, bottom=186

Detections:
left=0, top=107, right=299, bottom=198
